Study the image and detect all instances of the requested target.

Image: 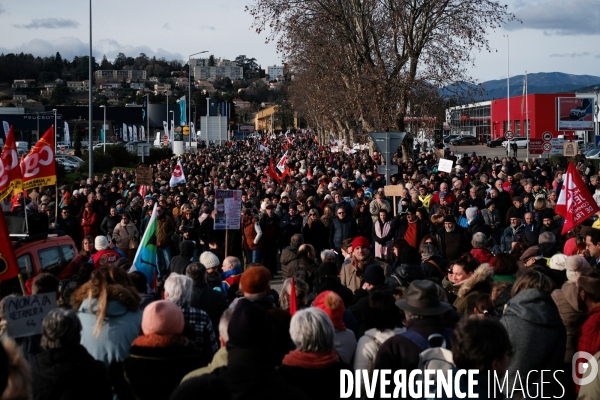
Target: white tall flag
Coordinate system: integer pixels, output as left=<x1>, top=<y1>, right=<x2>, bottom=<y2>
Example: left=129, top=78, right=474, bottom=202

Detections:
left=170, top=120, right=175, bottom=141
left=277, top=151, right=288, bottom=173
left=64, top=122, right=70, bottom=145
left=2, top=121, right=9, bottom=142
left=122, top=123, right=127, bottom=140
left=133, top=125, right=138, bottom=140
left=141, top=126, right=145, bottom=141
left=128, top=126, right=133, bottom=142
left=162, top=121, right=168, bottom=139
left=169, top=161, right=186, bottom=187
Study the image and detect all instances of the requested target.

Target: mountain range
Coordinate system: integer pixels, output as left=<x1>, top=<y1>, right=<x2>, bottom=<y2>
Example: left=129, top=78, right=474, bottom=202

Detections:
left=443, top=72, right=600, bottom=103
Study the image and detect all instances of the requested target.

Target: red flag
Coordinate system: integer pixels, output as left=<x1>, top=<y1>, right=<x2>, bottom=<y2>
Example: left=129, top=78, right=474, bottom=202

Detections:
left=263, top=135, right=269, bottom=146
left=20, top=126, right=56, bottom=190
left=0, top=126, right=23, bottom=201
left=280, top=166, right=291, bottom=182
left=307, top=167, right=313, bottom=181
left=289, top=276, right=297, bottom=315
left=555, top=162, right=599, bottom=235
left=138, top=184, right=147, bottom=198
left=268, top=158, right=281, bottom=184
left=0, top=210, right=21, bottom=282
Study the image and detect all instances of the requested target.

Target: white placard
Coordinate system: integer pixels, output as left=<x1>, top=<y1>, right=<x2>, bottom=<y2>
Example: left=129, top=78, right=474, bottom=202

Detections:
left=438, top=158, right=454, bottom=173
left=6, top=293, right=57, bottom=338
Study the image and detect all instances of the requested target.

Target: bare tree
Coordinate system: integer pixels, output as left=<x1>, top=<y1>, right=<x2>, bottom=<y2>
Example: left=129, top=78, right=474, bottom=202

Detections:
left=247, top=0, right=517, bottom=158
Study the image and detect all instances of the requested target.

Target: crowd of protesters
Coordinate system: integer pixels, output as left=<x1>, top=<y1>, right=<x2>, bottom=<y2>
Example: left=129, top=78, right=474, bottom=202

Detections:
left=0, top=132, right=599, bottom=399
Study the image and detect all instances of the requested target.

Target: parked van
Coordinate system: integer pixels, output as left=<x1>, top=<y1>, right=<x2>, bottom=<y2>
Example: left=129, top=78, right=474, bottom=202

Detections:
left=15, top=141, right=28, bottom=153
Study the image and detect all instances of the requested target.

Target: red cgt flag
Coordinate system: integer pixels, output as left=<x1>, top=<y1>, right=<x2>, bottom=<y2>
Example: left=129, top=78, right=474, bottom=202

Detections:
left=555, top=162, right=599, bottom=235
left=268, top=158, right=281, bottom=184
left=289, top=276, right=297, bottom=315
left=0, top=210, right=20, bottom=282
left=0, top=126, right=23, bottom=201
left=20, top=126, right=56, bottom=191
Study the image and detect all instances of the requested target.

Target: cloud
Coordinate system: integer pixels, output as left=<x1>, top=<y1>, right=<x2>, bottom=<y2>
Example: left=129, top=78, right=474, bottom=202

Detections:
left=162, top=23, right=171, bottom=30
left=507, top=0, right=600, bottom=35
left=549, top=52, right=591, bottom=58
left=0, top=37, right=183, bottom=62
left=199, top=25, right=215, bottom=31
left=13, top=18, right=79, bottom=29
left=0, top=4, right=5, bottom=14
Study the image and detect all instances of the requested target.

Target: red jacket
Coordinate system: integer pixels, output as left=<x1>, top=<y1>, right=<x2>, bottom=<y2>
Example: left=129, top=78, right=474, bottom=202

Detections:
left=576, top=306, right=600, bottom=390
left=90, top=249, right=121, bottom=269
left=470, top=248, right=495, bottom=266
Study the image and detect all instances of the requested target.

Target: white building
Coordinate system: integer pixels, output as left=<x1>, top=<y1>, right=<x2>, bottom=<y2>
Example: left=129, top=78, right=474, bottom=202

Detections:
left=266, top=66, right=284, bottom=80
left=190, top=58, right=244, bottom=82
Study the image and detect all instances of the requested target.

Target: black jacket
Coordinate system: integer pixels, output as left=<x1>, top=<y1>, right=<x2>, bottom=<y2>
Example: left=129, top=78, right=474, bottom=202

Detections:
left=190, top=280, right=228, bottom=337
left=31, top=345, right=112, bottom=400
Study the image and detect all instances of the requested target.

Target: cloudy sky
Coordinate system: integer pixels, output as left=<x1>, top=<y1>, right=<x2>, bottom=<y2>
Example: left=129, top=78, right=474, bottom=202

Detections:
left=0, top=0, right=598, bottom=84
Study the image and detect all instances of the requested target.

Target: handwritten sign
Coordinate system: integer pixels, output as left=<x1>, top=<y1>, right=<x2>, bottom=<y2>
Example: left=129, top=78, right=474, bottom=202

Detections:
left=438, top=158, right=454, bottom=173
left=214, top=190, right=242, bottom=230
left=136, top=165, right=153, bottom=186
left=6, top=293, right=57, bottom=338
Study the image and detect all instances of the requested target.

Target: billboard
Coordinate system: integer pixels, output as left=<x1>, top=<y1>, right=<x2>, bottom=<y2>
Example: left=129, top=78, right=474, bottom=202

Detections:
left=557, top=97, right=595, bottom=131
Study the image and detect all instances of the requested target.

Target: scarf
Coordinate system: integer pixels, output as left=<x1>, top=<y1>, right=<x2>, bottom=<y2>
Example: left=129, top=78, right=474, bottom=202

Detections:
left=282, top=350, right=339, bottom=369
left=132, top=333, right=189, bottom=348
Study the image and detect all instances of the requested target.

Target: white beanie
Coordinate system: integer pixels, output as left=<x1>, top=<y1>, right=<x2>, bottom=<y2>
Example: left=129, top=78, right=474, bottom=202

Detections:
left=565, top=255, right=590, bottom=282
left=200, top=251, right=220, bottom=269
left=95, top=236, right=109, bottom=251
left=465, top=207, right=479, bottom=222
left=549, top=254, right=567, bottom=271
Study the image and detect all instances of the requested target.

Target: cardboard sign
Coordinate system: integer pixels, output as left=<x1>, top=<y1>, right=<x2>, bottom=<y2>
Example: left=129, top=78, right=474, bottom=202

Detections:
left=564, top=142, right=577, bottom=157
left=136, top=165, right=153, bottom=185
left=438, top=158, right=454, bottom=173
left=6, top=293, right=57, bottom=338
left=384, top=185, right=404, bottom=197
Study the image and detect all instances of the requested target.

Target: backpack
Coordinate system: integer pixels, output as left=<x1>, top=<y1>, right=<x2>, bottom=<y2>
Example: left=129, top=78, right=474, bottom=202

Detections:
left=401, top=330, right=455, bottom=392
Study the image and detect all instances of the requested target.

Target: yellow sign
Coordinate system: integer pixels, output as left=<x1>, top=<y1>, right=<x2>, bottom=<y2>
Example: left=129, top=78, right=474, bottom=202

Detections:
left=183, top=126, right=190, bottom=136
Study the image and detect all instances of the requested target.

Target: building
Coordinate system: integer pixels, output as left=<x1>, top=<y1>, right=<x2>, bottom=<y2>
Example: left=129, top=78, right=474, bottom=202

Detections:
left=12, top=79, right=35, bottom=89
left=254, top=105, right=297, bottom=132
left=66, top=81, right=90, bottom=92
left=94, top=70, right=147, bottom=81
left=190, top=58, right=244, bottom=82
left=266, top=66, right=284, bottom=80
left=446, top=101, right=491, bottom=143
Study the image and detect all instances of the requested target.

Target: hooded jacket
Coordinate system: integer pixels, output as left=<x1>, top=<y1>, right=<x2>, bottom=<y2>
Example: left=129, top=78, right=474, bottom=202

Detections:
left=170, top=240, right=196, bottom=275
left=500, top=223, right=526, bottom=253
left=551, top=281, right=585, bottom=363
left=500, top=288, right=566, bottom=399
left=453, top=265, right=493, bottom=316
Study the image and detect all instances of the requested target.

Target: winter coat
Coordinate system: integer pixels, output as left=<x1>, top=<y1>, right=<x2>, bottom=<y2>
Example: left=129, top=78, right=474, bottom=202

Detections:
left=442, top=276, right=459, bottom=304
left=435, top=225, right=472, bottom=262
left=81, top=209, right=98, bottom=237
left=453, top=265, right=493, bottom=316
left=355, top=211, right=374, bottom=242
left=242, top=215, right=262, bottom=251
left=373, top=219, right=393, bottom=259
left=112, top=220, right=140, bottom=250
left=470, top=248, right=495, bottom=265
left=190, top=281, right=228, bottom=337
left=71, top=283, right=143, bottom=368
left=329, top=216, right=358, bottom=250
left=340, top=258, right=391, bottom=293
left=181, top=346, right=228, bottom=382
left=481, top=208, right=501, bottom=228
left=551, top=281, right=585, bottom=363
left=100, top=214, right=120, bottom=239
left=421, top=256, right=449, bottom=281
left=353, top=327, right=405, bottom=377
left=335, top=328, right=357, bottom=365
left=500, top=224, right=526, bottom=253
left=500, top=288, right=567, bottom=399
left=301, top=219, right=327, bottom=257
left=576, top=306, right=600, bottom=388
left=123, top=334, right=208, bottom=400
left=369, top=199, right=391, bottom=222
left=156, top=214, right=176, bottom=247
left=31, top=344, right=112, bottom=400
left=170, top=240, right=196, bottom=275
left=279, top=213, right=303, bottom=249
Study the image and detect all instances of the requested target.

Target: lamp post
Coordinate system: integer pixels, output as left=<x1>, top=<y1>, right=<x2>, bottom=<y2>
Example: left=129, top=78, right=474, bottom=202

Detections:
left=100, top=105, right=106, bottom=152
left=189, top=51, right=208, bottom=152
left=169, top=110, right=174, bottom=144
left=145, top=94, right=150, bottom=143
left=88, top=0, right=93, bottom=178
left=165, top=92, right=169, bottom=141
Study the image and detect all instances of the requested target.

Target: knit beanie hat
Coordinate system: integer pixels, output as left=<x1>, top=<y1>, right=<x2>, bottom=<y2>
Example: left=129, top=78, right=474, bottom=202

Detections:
left=563, top=238, right=577, bottom=257
left=566, top=256, right=589, bottom=283
left=142, top=300, right=184, bottom=335
left=363, top=265, right=385, bottom=286
left=351, top=236, right=370, bottom=249
left=549, top=254, right=567, bottom=271
left=199, top=251, right=220, bottom=269
left=227, top=298, right=271, bottom=349
left=313, top=291, right=346, bottom=331
left=95, top=236, right=109, bottom=251
left=465, top=207, right=478, bottom=221
left=239, top=266, right=271, bottom=295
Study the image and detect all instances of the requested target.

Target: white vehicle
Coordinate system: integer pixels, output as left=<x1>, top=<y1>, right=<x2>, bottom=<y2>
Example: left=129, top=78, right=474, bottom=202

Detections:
left=15, top=141, right=28, bottom=153
left=93, top=142, right=123, bottom=150
left=57, top=141, right=71, bottom=149
left=586, top=149, right=600, bottom=160
left=501, top=138, right=529, bottom=149
left=57, top=159, right=76, bottom=173
left=56, top=155, right=82, bottom=167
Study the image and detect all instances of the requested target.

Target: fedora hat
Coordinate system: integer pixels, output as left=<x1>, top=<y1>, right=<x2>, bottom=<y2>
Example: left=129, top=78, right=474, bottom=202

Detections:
left=395, top=280, right=451, bottom=316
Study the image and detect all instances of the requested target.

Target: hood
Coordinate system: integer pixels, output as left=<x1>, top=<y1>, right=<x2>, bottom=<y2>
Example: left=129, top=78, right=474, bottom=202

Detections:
left=503, top=288, right=563, bottom=327
left=457, top=265, right=493, bottom=298
left=179, top=240, right=196, bottom=258
left=539, top=242, right=558, bottom=258
left=71, top=283, right=141, bottom=314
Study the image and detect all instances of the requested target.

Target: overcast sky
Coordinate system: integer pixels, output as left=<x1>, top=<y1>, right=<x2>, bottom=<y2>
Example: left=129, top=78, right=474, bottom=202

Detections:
left=0, top=0, right=598, bottom=84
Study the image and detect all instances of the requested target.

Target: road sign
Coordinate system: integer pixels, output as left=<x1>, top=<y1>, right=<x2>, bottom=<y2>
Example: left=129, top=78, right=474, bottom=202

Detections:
left=505, top=130, right=514, bottom=139
left=60, top=146, right=65, bottom=152
left=111, top=135, right=117, bottom=142
left=163, top=135, right=169, bottom=146
left=377, top=165, right=398, bottom=175
left=369, top=132, right=406, bottom=184
left=543, top=142, right=552, bottom=152
left=542, top=131, right=553, bottom=141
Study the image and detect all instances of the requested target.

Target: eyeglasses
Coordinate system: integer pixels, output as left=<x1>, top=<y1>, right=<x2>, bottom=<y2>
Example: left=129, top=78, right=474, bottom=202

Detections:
left=337, top=212, right=346, bottom=215
left=122, top=218, right=129, bottom=220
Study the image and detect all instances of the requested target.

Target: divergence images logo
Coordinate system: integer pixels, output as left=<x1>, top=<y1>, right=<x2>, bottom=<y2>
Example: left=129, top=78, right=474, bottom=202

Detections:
left=573, top=351, right=599, bottom=386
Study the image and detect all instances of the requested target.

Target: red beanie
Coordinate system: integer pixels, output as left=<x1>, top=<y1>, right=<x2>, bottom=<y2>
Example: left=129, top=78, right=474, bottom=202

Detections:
left=351, top=236, right=370, bottom=250
left=313, top=291, right=346, bottom=331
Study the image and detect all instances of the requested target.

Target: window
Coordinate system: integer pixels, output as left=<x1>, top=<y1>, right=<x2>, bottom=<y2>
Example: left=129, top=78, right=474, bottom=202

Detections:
left=515, top=120, right=521, bottom=137
left=38, top=247, right=62, bottom=273
left=17, top=254, right=33, bottom=280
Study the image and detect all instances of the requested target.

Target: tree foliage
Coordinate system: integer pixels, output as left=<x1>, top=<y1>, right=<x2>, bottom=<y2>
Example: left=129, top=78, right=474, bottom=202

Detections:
left=246, top=0, right=517, bottom=156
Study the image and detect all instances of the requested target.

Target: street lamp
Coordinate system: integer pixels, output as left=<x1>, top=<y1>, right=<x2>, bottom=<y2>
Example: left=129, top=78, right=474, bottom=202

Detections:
left=88, top=0, right=93, bottom=178
left=169, top=110, right=174, bottom=144
left=144, top=94, right=150, bottom=143
left=100, top=105, right=106, bottom=152
left=189, top=51, right=208, bottom=152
